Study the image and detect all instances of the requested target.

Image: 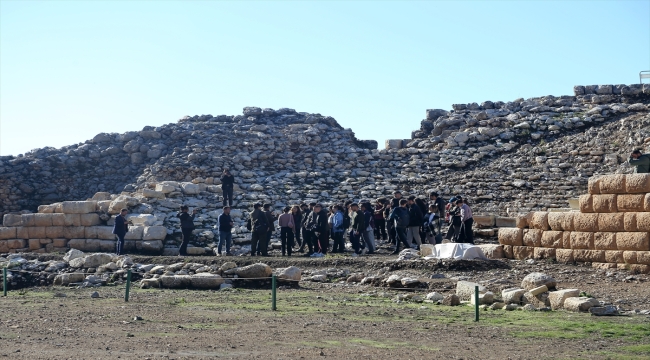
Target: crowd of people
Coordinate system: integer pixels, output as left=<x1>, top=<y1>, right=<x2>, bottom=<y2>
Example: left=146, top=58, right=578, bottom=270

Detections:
left=233, top=190, right=475, bottom=257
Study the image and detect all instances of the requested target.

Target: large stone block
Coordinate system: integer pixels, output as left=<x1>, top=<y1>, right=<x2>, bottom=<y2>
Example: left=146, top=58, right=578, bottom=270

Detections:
left=598, top=213, right=624, bottom=232
left=97, top=200, right=111, bottom=212
left=190, top=273, right=224, bottom=289
left=503, top=245, right=513, bottom=259
left=556, top=249, right=574, bottom=263
left=7, top=239, right=27, bottom=249
left=82, top=239, right=102, bottom=252
left=514, top=216, right=527, bottom=229
left=2, top=214, right=23, bottom=227
left=571, top=232, right=594, bottom=249
left=549, top=289, right=580, bottom=310
left=45, top=226, right=64, bottom=239
left=181, top=182, right=200, bottom=195
left=502, top=288, right=526, bottom=304
left=160, top=275, right=192, bottom=288
left=61, top=201, right=97, bottom=214
left=473, top=215, right=495, bottom=228
left=64, top=214, right=81, bottom=227
left=629, top=264, right=650, bottom=274
left=564, top=297, right=600, bottom=312
left=21, top=214, right=35, bottom=227
left=15, top=227, right=28, bottom=239
left=588, top=176, right=602, bottom=194
left=616, top=232, right=650, bottom=251
left=98, top=240, right=116, bottom=252
left=604, top=250, right=624, bottom=263
left=94, top=226, right=115, bottom=240
left=80, top=214, right=101, bottom=227
left=142, top=226, right=167, bottom=241
left=63, top=227, right=86, bottom=239
left=498, top=228, right=523, bottom=246
left=455, top=281, right=486, bottom=301
left=67, top=239, right=86, bottom=250
left=623, top=251, right=637, bottom=264
left=533, top=247, right=556, bottom=260
left=28, top=239, right=43, bottom=250
left=624, top=213, right=638, bottom=231
left=599, top=174, right=626, bottom=194
left=52, top=238, right=68, bottom=247
left=51, top=213, right=66, bottom=226
left=92, top=192, right=112, bottom=201
left=540, top=231, right=563, bottom=248
left=84, top=227, right=98, bottom=239
left=617, top=194, right=645, bottom=212
left=512, top=246, right=534, bottom=260
left=33, top=214, right=53, bottom=227
left=592, top=194, right=617, bottom=213
left=523, top=229, right=542, bottom=247
left=529, top=212, right=549, bottom=230
left=27, top=227, right=46, bottom=239
left=579, top=194, right=594, bottom=213
left=137, top=240, right=164, bottom=253
left=573, top=213, right=598, bottom=232
left=573, top=249, right=606, bottom=263
left=521, top=272, right=556, bottom=290
left=547, top=213, right=571, bottom=231
left=124, top=226, right=144, bottom=240
left=635, top=251, right=650, bottom=265
left=142, top=189, right=165, bottom=199
left=636, top=212, right=650, bottom=232
left=127, top=214, right=157, bottom=226
left=0, top=227, right=17, bottom=240
left=53, top=273, right=86, bottom=286
left=625, top=174, right=650, bottom=193
left=478, top=244, right=504, bottom=259
left=155, top=184, right=175, bottom=194
left=594, top=232, right=617, bottom=251
left=0, top=241, right=8, bottom=253
left=562, top=231, right=572, bottom=248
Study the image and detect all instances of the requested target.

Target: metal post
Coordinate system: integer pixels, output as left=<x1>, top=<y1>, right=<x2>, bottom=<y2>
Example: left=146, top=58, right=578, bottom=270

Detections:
left=125, top=269, right=132, bottom=302
left=474, top=285, right=479, bottom=322
left=2, top=268, right=6, bottom=297
left=271, top=275, right=277, bottom=311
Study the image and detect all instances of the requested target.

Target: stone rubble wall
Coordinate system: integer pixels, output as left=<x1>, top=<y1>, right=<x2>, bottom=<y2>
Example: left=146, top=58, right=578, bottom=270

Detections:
left=498, top=173, right=650, bottom=274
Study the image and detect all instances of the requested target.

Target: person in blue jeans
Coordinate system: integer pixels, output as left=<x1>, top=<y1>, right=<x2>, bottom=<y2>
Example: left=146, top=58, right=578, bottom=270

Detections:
left=218, top=206, right=234, bottom=256
left=331, top=205, right=345, bottom=253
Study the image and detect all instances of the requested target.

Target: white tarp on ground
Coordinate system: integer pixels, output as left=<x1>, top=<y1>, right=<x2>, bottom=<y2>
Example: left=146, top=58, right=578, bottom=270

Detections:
left=421, top=243, right=488, bottom=260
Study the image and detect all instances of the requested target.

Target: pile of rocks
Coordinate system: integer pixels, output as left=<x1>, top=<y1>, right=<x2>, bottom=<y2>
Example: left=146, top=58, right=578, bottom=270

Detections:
left=499, top=174, right=650, bottom=274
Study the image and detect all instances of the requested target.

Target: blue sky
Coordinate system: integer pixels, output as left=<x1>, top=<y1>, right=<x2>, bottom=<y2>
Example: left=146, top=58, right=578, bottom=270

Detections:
left=1, top=0, right=649, bottom=156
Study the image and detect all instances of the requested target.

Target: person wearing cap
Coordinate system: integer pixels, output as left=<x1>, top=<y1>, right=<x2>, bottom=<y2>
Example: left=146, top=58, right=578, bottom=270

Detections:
left=348, top=203, right=365, bottom=255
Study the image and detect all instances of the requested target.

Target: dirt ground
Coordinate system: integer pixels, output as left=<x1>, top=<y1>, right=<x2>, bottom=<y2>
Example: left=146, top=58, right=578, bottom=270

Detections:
left=2, top=253, right=650, bottom=359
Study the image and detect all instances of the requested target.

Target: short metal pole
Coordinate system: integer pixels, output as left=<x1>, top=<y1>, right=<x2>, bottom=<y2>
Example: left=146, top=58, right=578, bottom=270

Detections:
left=271, top=275, right=277, bottom=311
left=474, top=285, right=479, bottom=322
left=2, top=268, right=6, bottom=296
left=125, top=269, right=132, bottom=302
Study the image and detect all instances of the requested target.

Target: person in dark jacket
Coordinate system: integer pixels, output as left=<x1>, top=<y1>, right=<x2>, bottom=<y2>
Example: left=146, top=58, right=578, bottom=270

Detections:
left=112, top=208, right=129, bottom=255
left=348, top=203, right=365, bottom=255
left=217, top=206, right=234, bottom=256
left=299, top=203, right=312, bottom=254
left=407, top=196, right=423, bottom=249
left=221, top=169, right=235, bottom=207
left=260, top=204, right=276, bottom=256
left=361, top=203, right=376, bottom=254
left=374, top=198, right=388, bottom=241
left=311, top=204, right=329, bottom=256
left=391, top=191, right=403, bottom=209
left=628, top=150, right=650, bottom=173
left=389, top=199, right=411, bottom=254
left=429, top=192, right=446, bottom=233
left=291, top=205, right=302, bottom=249
left=176, top=205, right=197, bottom=256
left=247, top=203, right=268, bottom=256
left=383, top=202, right=396, bottom=246
left=445, top=199, right=465, bottom=243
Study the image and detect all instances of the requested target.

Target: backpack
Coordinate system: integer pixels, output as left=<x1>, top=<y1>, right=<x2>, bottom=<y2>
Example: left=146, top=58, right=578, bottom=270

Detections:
left=395, top=208, right=410, bottom=228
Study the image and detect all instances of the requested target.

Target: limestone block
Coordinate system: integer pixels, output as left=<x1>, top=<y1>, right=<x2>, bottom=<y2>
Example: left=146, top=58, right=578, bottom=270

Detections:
left=523, top=229, right=542, bottom=247
left=562, top=231, right=572, bottom=249
left=45, top=226, right=64, bottom=239
left=155, top=184, right=175, bottom=194
left=470, top=292, right=495, bottom=305
left=54, top=203, right=63, bottom=213
left=39, top=239, right=51, bottom=245
left=21, top=214, right=35, bottom=227
left=63, top=227, right=85, bottom=239
left=455, top=281, right=486, bottom=301
left=588, top=176, right=602, bottom=194
left=592, top=262, right=616, bottom=270
left=181, top=182, right=200, bottom=195
left=571, top=232, right=594, bottom=249
left=624, top=213, right=638, bottom=231
left=142, top=189, right=165, bottom=199
left=83, top=239, right=101, bottom=252
left=160, top=275, right=192, bottom=288
left=617, top=194, right=645, bottom=212
left=67, top=239, right=85, bottom=250
left=7, top=239, right=26, bottom=249
left=124, top=226, right=144, bottom=240
left=0, top=227, right=17, bottom=240
left=64, top=214, right=81, bottom=227
left=2, top=214, right=23, bottom=227
left=0, top=241, right=8, bottom=253
left=573, top=249, right=606, bottom=263
left=629, top=264, right=650, bottom=274
left=556, top=249, right=574, bottom=263
left=623, top=251, right=637, bottom=264
left=190, top=273, right=224, bottom=289
left=15, top=227, right=28, bottom=239
left=142, top=226, right=167, bottom=241
left=477, top=244, right=504, bottom=259
left=579, top=194, right=594, bottom=213
left=61, top=201, right=97, bottom=214
left=594, top=232, right=617, bottom=250
left=495, top=217, right=516, bottom=228
left=84, top=227, right=98, bottom=239
left=616, top=232, right=650, bottom=251
left=541, top=231, right=563, bottom=248
left=636, top=251, right=650, bottom=265
left=473, top=215, right=495, bottom=228
left=28, top=239, right=42, bottom=250
left=547, top=213, right=570, bottom=231
left=97, top=200, right=111, bottom=213
left=127, top=214, right=156, bottom=226
left=522, top=291, right=550, bottom=308
left=503, top=245, right=513, bottom=259
left=625, top=174, right=650, bottom=193
left=33, top=214, right=53, bottom=227
left=502, top=288, right=526, bottom=304
left=533, top=247, right=556, bottom=260
left=38, top=204, right=57, bottom=213
left=515, top=216, right=528, bottom=229
left=498, top=228, right=523, bottom=246
left=521, top=272, right=557, bottom=290
left=636, top=212, right=650, bottom=232
left=512, top=246, right=534, bottom=260
left=592, top=194, right=617, bottom=213
left=53, top=273, right=85, bottom=286
left=51, top=213, right=66, bottom=226
left=99, top=240, right=116, bottom=252
left=137, top=240, right=164, bottom=252
left=80, top=214, right=101, bottom=227
left=598, top=174, right=626, bottom=194
left=52, top=238, right=68, bottom=247
left=530, top=212, right=549, bottom=230
left=92, top=192, right=112, bottom=201
left=605, top=250, right=624, bottom=263
left=385, top=139, right=404, bottom=149
left=223, top=263, right=272, bottom=278
left=27, top=227, right=46, bottom=239
left=573, top=213, right=598, bottom=232
left=548, top=289, right=580, bottom=310
left=645, top=194, right=650, bottom=212
left=564, top=297, right=600, bottom=312
left=94, top=226, right=115, bottom=240
left=598, top=213, right=624, bottom=232
left=186, top=246, right=206, bottom=255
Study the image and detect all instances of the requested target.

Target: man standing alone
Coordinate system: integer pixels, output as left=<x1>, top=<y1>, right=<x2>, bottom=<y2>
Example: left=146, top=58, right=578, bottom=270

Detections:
left=176, top=205, right=197, bottom=256
left=113, top=208, right=129, bottom=255
left=221, top=169, right=235, bottom=207
left=218, top=207, right=234, bottom=256
left=247, top=203, right=268, bottom=256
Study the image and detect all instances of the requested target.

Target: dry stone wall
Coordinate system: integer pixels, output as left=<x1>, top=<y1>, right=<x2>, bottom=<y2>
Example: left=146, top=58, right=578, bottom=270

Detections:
left=498, top=173, right=650, bottom=274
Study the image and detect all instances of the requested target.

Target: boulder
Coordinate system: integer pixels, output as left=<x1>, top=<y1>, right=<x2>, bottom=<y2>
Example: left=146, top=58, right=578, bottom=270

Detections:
left=225, top=263, right=272, bottom=278
left=502, top=288, right=526, bottom=304
left=142, top=226, right=167, bottom=241
left=181, top=183, right=200, bottom=195
left=190, top=273, right=224, bottom=289
left=470, top=291, right=494, bottom=305
left=275, top=266, right=301, bottom=281
left=53, top=273, right=85, bottom=286
left=140, top=278, right=161, bottom=289
left=63, top=249, right=85, bottom=262
left=563, top=297, right=600, bottom=312
left=521, top=272, right=556, bottom=290
left=425, top=292, right=444, bottom=302
left=548, top=289, right=580, bottom=310
left=455, top=281, right=486, bottom=301
left=69, top=253, right=114, bottom=268
left=160, top=275, right=192, bottom=288
left=478, top=244, right=504, bottom=259
left=522, top=291, right=550, bottom=308
left=442, top=294, right=460, bottom=306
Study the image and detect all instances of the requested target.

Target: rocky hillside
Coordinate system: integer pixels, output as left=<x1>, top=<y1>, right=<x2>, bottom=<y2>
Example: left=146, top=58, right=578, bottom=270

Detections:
left=1, top=84, right=649, bottom=221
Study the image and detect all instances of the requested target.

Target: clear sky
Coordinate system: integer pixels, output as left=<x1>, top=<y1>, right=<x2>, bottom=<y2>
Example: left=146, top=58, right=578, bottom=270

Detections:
left=1, top=0, right=649, bottom=156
